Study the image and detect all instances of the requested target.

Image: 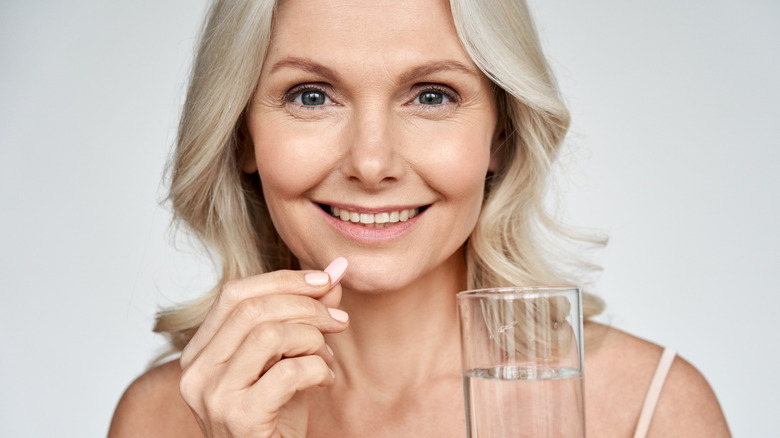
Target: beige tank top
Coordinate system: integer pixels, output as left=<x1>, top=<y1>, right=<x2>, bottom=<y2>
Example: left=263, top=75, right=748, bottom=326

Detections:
left=633, top=347, right=677, bottom=438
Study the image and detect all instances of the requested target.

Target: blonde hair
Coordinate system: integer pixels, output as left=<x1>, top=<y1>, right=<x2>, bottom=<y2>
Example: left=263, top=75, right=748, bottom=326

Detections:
left=155, top=0, right=605, bottom=353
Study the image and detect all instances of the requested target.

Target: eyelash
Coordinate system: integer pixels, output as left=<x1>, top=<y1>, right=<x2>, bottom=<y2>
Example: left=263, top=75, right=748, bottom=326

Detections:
left=282, top=83, right=460, bottom=107
left=412, top=84, right=459, bottom=105
left=284, top=84, right=333, bottom=108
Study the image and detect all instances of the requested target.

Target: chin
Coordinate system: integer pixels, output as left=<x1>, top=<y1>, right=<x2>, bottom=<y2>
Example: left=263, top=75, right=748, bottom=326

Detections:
left=338, top=261, right=417, bottom=295
left=337, top=249, right=466, bottom=296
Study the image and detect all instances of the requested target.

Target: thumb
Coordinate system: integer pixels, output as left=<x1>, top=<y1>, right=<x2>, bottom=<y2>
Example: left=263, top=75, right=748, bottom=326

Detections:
left=319, top=284, right=342, bottom=309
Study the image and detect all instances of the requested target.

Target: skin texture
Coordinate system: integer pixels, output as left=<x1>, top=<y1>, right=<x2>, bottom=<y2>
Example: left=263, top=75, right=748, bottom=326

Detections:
left=109, top=326, right=730, bottom=437
left=243, top=0, right=497, bottom=295
left=108, top=0, right=731, bottom=436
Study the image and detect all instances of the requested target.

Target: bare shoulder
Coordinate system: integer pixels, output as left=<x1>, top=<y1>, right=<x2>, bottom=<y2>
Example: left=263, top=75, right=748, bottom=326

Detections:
left=648, top=351, right=731, bottom=437
left=108, top=359, right=202, bottom=438
left=584, top=323, right=730, bottom=437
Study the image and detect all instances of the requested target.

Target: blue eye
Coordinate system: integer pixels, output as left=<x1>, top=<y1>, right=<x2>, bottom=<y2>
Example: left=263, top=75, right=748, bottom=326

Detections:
left=413, top=88, right=455, bottom=106
left=300, top=90, right=328, bottom=106
left=289, top=88, right=333, bottom=106
left=419, top=92, right=444, bottom=105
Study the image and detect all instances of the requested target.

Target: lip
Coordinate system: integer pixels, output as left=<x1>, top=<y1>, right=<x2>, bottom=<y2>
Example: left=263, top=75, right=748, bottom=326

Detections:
left=314, top=202, right=428, bottom=243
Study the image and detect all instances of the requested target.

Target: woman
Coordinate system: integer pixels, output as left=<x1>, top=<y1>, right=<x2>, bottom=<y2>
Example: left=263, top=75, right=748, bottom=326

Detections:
left=109, top=0, right=730, bottom=436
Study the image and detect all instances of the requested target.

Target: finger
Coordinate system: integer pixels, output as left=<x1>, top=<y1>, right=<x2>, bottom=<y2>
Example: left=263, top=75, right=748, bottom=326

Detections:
left=184, top=258, right=348, bottom=367
left=221, top=322, right=332, bottom=389
left=248, top=355, right=334, bottom=414
left=192, top=294, right=348, bottom=368
left=182, top=268, right=335, bottom=367
left=318, top=283, right=342, bottom=309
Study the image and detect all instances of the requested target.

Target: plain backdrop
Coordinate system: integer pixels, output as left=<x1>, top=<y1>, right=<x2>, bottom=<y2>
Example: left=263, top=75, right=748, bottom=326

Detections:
left=1, top=1, right=777, bottom=436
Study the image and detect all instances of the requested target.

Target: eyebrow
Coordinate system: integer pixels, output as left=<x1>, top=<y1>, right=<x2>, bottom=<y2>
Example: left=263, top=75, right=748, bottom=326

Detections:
left=397, top=61, right=481, bottom=84
left=268, top=57, right=482, bottom=84
left=269, top=57, right=340, bottom=81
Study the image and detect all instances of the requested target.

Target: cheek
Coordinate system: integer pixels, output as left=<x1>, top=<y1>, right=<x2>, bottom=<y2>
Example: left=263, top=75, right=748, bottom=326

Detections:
left=252, top=122, right=338, bottom=199
left=435, top=145, right=490, bottom=195
left=251, top=122, right=341, bottom=260
left=409, top=120, right=494, bottom=202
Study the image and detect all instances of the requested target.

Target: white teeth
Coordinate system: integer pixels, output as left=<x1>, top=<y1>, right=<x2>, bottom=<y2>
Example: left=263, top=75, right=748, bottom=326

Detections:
left=329, top=206, right=420, bottom=225
left=375, top=212, right=389, bottom=224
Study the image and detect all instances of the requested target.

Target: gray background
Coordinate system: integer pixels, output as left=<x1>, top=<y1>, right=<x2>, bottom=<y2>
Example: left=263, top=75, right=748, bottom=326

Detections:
left=1, top=0, right=777, bottom=436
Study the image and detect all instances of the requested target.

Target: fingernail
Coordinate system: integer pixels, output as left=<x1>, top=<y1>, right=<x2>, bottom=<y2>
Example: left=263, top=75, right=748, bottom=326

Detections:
left=328, top=307, right=349, bottom=323
left=305, top=272, right=329, bottom=286
left=326, top=344, right=334, bottom=356
left=330, top=368, right=336, bottom=379
left=324, top=257, right=348, bottom=287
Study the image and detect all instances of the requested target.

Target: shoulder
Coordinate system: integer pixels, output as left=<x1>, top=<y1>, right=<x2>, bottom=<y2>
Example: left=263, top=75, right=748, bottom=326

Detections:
left=108, top=359, right=202, bottom=438
left=584, top=323, right=730, bottom=437
left=648, top=351, right=731, bottom=436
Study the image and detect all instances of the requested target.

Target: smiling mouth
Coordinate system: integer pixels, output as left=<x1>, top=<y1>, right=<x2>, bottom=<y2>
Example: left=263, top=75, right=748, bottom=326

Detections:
left=318, top=204, right=428, bottom=228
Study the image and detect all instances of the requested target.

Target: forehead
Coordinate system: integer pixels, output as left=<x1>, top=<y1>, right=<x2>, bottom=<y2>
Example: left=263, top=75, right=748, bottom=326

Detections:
left=266, top=0, right=475, bottom=72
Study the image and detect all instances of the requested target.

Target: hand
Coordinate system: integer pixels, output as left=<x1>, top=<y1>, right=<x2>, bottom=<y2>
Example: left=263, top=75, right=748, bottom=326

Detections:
left=179, top=258, right=349, bottom=437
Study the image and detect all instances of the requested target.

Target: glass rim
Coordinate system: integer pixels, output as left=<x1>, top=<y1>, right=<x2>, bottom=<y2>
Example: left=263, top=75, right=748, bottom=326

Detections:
left=457, top=285, right=579, bottom=299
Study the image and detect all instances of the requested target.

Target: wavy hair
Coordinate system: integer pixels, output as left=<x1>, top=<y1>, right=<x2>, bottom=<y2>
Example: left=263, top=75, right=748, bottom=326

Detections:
left=154, top=0, right=605, bottom=353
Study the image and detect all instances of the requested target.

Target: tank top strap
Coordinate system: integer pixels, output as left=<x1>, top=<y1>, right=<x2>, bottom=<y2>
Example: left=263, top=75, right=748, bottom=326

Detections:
left=633, top=347, right=677, bottom=438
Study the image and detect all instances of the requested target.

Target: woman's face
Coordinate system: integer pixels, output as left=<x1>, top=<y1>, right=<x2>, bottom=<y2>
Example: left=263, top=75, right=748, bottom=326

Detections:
left=245, top=0, right=497, bottom=292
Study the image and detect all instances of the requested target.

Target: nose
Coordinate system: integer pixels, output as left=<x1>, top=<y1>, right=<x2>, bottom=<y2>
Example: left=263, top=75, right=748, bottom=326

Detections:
left=340, top=109, right=405, bottom=189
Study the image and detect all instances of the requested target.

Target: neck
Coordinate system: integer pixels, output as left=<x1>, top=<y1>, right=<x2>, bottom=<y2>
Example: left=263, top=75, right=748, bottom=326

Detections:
left=327, top=251, right=466, bottom=391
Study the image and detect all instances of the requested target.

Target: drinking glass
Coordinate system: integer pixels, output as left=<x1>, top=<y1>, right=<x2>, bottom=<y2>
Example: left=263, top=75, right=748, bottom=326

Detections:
left=458, top=287, right=585, bottom=437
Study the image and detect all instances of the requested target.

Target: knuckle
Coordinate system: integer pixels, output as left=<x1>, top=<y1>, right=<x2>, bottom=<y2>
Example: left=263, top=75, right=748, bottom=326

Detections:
left=307, top=355, right=327, bottom=371
left=307, top=356, right=332, bottom=384
left=311, top=354, right=328, bottom=370
left=233, top=296, right=268, bottom=321
left=294, top=296, right=323, bottom=318
left=197, top=381, right=230, bottom=419
left=307, top=325, right=326, bottom=344
left=271, top=269, right=302, bottom=292
left=201, top=389, right=227, bottom=416
left=218, top=279, right=244, bottom=307
left=178, top=367, right=200, bottom=405
left=303, top=326, right=327, bottom=350
left=249, top=322, right=285, bottom=350
left=274, top=358, right=304, bottom=382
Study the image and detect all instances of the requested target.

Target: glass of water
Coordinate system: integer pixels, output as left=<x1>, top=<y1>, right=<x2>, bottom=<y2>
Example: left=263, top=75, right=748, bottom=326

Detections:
left=457, top=287, right=585, bottom=438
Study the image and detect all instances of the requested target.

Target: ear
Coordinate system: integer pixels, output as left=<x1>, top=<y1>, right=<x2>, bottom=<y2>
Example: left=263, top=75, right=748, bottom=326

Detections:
left=237, top=120, right=258, bottom=173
